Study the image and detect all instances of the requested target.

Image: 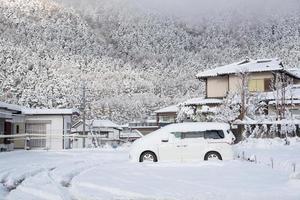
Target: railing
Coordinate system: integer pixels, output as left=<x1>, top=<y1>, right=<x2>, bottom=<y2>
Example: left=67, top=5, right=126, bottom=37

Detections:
left=0, top=133, right=128, bottom=151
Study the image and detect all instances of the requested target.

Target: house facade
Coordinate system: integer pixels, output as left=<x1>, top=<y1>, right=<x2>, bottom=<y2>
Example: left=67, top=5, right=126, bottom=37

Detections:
left=0, top=102, right=23, bottom=151
left=128, top=118, right=159, bottom=135
left=71, top=119, right=122, bottom=147
left=197, top=58, right=300, bottom=98
left=0, top=101, right=79, bottom=151
left=154, top=105, right=178, bottom=126
left=196, top=58, right=300, bottom=140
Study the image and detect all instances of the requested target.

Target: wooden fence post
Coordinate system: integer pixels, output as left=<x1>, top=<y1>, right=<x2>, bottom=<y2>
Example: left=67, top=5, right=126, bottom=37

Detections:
left=292, top=163, right=296, bottom=173
left=270, top=158, right=274, bottom=169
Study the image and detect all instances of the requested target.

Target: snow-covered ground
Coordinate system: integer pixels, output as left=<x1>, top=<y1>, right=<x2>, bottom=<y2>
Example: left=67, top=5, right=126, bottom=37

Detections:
left=235, top=138, right=300, bottom=172
left=0, top=140, right=300, bottom=200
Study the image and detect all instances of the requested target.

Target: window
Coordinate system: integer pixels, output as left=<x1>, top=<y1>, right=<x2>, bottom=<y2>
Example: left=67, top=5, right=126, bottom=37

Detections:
left=159, top=116, right=175, bottom=123
left=171, top=132, right=182, bottom=139
left=182, top=131, right=204, bottom=139
left=99, top=131, right=109, bottom=138
left=249, top=79, right=264, bottom=92
left=16, top=125, right=19, bottom=134
left=248, top=78, right=272, bottom=92
left=204, top=130, right=224, bottom=139
left=264, top=79, right=272, bottom=91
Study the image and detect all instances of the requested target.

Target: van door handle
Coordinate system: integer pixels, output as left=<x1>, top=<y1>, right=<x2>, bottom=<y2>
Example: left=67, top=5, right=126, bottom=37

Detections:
left=176, top=145, right=188, bottom=147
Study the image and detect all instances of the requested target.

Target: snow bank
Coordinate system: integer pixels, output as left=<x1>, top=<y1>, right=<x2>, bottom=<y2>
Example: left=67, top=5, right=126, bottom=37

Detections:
left=290, top=172, right=300, bottom=180
left=0, top=185, right=7, bottom=199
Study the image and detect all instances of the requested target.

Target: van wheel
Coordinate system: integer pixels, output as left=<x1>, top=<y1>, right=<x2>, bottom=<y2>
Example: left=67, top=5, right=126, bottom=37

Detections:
left=204, top=151, right=222, bottom=161
left=140, top=151, right=157, bottom=162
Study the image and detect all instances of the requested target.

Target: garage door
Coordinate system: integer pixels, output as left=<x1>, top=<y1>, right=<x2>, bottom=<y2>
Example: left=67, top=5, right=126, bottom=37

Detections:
left=26, top=123, right=46, bottom=148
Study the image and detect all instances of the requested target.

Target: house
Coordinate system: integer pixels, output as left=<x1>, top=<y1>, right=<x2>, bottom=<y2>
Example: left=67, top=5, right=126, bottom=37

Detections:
left=0, top=102, right=23, bottom=151
left=154, top=105, right=178, bottom=126
left=19, top=109, right=79, bottom=150
left=128, top=116, right=159, bottom=135
left=0, top=101, right=79, bottom=151
left=120, top=125, right=143, bottom=142
left=196, top=58, right=300, bottom=98
left=266, top=84, right=300, bottom=119
left=181, top=97, right=223, bottom=114
left=196, top=58, right=300, bottom=140
left=71, top=119, right=122, bottom=147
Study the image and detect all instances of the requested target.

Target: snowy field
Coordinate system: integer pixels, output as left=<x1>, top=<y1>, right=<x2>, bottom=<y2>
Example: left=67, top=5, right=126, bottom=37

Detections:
left=0, top=140, right=300, bottom=200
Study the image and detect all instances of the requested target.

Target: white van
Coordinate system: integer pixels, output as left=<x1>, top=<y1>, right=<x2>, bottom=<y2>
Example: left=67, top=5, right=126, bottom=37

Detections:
left=129, top=122, right=235, bottom=162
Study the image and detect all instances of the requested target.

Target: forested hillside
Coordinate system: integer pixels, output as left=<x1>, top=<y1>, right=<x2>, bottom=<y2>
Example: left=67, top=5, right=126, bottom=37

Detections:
left=1, top=0, right=300, bottom=123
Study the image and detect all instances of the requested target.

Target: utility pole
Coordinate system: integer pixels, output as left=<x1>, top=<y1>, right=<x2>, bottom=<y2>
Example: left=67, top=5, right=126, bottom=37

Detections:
left=81, top=81, right=87, bottom=148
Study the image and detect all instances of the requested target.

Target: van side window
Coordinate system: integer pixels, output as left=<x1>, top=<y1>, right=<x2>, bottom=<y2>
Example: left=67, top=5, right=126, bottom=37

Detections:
left=182, top=131, right=204, bottom=139
left=204, top=130, right=224, bottom=139
left=171, top=132, right=182, bottom=139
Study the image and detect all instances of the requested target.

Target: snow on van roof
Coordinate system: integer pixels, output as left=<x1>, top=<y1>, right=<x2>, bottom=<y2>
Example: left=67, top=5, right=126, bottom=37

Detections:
left=196, top=58, right=283, bottom=78
left=159, top=122, right=230, bottom=132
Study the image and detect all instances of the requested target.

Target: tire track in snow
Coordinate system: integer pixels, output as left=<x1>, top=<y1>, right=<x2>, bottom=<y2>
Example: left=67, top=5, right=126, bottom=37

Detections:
left=3, top=168, right=46, bottom=192
left=48, top=161, right=105, bottom=200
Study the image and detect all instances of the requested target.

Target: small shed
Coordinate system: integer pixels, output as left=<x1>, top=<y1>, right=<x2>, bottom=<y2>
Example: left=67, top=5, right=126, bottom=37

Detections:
left=17, top=109, right=80, bottom=150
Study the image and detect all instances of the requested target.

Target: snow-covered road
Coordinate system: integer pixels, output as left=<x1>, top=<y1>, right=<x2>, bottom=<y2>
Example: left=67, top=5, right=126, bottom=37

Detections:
left=0, top=143, right=300, bottom=200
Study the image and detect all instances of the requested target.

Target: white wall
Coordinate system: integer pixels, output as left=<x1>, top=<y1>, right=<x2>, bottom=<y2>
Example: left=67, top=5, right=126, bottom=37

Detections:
left=25, top=115, right=66, bottom=150
left=207, top=76, right=229, bottom=98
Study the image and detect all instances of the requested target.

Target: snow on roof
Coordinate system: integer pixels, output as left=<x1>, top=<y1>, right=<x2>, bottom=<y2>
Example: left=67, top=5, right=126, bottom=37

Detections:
left=120, top=129, right=143, bottom=138
left=234, top=118, right=300, bottom=125
left=91, top=119, right=122, bottom=130
left=0, top=101, right=23, bottom=112
left=268, top=100, right=300, bottom=105
left=182, top=98, right=223, bottom=106
left=154, top=105, right=178, bottom=113
left=72, top=119, right=122, bottom=132
left=22, top=108, right=80, bottom=115
left=197, top=58, right=283, bottom=78
left=264, top=84, right=300, bottom=100
left=285, top=68, right=300, bottom=79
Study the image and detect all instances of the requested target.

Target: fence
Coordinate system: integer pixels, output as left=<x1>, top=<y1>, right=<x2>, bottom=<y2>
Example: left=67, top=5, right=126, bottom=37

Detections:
left=237, top=150, right=298, bottom=174
left=0, top=133, right=128, bottom=151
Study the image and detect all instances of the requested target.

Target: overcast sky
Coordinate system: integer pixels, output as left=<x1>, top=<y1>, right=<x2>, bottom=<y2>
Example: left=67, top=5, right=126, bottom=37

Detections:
left=57, top=0, right=300, bottom=24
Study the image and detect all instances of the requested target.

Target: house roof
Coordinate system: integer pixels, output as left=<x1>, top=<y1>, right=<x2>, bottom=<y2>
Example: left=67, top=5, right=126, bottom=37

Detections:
left=285, top=68, right=300, bottom=79
left=0, top=101, right=23, bottom=112
left=264, top=84, right=300, bottom=101
left=182, top=98, right=223, bottom=106
left=268, top=99, right=300, bottom=105
left=22, top=108, right=80, bottom=115
left=91, top=119, right=122, bottom=129
left=73, top=119, right=122, bottom=131
left=120, top=129, right=143, bottom=138
left=154, top=105, right=178, bottom=114
left=196, top=58, right=283, bottom=78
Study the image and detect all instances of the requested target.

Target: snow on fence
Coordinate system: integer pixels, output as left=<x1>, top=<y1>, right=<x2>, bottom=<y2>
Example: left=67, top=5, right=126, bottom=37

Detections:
left=236, top=151, right=298, bottom=175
